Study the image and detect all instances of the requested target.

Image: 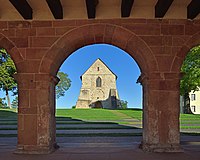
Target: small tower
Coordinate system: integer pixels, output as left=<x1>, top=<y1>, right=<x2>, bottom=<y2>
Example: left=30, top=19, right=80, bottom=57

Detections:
left=76, top=58, right=121, bottom=109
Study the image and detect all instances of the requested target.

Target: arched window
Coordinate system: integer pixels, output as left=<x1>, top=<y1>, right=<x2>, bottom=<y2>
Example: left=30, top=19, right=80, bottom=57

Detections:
left=96, top=77, right=101, bottom=87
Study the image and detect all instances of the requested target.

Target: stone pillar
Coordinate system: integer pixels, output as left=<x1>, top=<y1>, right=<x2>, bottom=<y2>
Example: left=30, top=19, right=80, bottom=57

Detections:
left=139, top=73, right=183, bottom=152
left=14, top=73, right=59, bottom=154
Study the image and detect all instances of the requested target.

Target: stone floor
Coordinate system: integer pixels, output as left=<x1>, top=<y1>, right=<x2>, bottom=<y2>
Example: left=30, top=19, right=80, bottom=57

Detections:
left=0, top=136, right=200, bottom=160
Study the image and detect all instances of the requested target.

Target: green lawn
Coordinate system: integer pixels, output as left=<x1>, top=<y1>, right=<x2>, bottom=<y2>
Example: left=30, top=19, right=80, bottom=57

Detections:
left=0, top=108, right=200, bottom=127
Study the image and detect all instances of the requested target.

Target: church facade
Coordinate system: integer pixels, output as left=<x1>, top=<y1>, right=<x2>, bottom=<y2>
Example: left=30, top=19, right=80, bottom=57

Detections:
left=76, top=59, right=121, bottom=109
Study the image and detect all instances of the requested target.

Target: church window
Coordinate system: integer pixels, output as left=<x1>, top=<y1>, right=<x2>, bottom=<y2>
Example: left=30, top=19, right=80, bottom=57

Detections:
left=97, top=67, right=99, bottom=71
left=96, top=77, right=101, bottom=87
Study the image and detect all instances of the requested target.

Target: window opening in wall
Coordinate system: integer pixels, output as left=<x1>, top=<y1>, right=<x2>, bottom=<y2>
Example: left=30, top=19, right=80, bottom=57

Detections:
left=191, top=94, right=196, bottom=101
left=96, top=77, right=102, bottom=87
left=191, top=105, right=196, bottom=112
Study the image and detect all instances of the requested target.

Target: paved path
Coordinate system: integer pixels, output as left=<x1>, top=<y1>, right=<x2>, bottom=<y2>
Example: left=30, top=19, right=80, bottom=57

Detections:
left=0, top=136, right=200, bottom=160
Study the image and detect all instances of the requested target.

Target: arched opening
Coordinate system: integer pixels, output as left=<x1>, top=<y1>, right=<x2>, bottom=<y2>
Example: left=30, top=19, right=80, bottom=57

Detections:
left=55, top=43, right=143, bottom=150
left=0, top=47, right=18, bottom=150
left=96, top=77, right=102, bottom=87
left=179, top=45, right=200, bottom=148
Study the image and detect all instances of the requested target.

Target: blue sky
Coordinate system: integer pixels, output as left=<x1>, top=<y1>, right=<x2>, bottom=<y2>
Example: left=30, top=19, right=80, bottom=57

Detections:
left=56, top=44, right=142, bottom=109
left=0, top=44, right=142, bottom=109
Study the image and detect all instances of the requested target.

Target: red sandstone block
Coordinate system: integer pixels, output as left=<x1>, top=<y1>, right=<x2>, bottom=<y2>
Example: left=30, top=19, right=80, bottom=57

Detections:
left=0, top=37, right=15, bottom=51
left=36, top=81, right=50, bottom=90
left=18, top=114, right=24, bottom=130
left=171, top=57, right=182, bottom=72
left=176, top=45, right=190, bottom=60
left=112, top=27, right=132, bottom=49
left=26, top=48, right=47, bottom=60
left=149, top=79, right=179, bottom=91
left=76, top=19, right=99, bottom=26
left=23, top=115, right=37, bottom=145
left=146, top=19, right=169, bottom=24
left=35, top=74, right=51, bottom=81
left=169, top=19, right=190, bottom=25
left=104, top=25, right=116, bottom=44
left=17, top=60, right=40, bottom=73
left=53, top=20, right=76, bottom=27
left=55, top=27, right=75, bottom=35
left=172, top=36, right=190, bottom=46
left=30, top=37, right=59, bottom=47
left=16, top=28, right=36, bottom=38
left=156, top=55, right=174, bottom=72
left=29, top=90, right=38, bottom=107
left=36, top=28, right=55, bottom=36
left=10, top=37, right=28, bottom=48
left=151, top=46, right=172, bottom=55
left=17, top=48, right=26, bottom=60
left=185, top=24, right=200, bottom=35
left=32, top=21, right=52, bottom=27
left=124, top=23, right=161, bottom=35
left=140, top=36, right=163, bottom=46
left=120, top=18, right=147, bottom=24
left=172, top=46, right=182, bottom=57
left=161, top=25, right=184, bottom=35
left=164, top=73, right=180, bottom=79
left=18, top=89, right=29, bottom=107
left=9, top=47, right=24, bottom=63
left=0, top=28, right=15, bottom=37
left=0, top=21, right=8, bottom=29
left=8, top=21, right=31, bottom=28
left=163, top=36, right=172, bottom=46
left=18, top=107, right=37, bottom=114
left=39, top=58, right=52, bottom=74
left=93, top=24, right=106, bottom=43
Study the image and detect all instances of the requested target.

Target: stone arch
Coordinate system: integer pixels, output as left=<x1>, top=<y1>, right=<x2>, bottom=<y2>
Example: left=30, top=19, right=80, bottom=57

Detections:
left=171, top=31, right=200, bottom=72
left=39, top=24, right=158, bottom=76
left=0, top=33, right=24, bottom=72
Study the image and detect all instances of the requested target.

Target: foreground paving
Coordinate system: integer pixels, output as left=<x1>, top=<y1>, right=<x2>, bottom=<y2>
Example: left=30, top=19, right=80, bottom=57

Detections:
left=0, top=136, right=199, bottom=160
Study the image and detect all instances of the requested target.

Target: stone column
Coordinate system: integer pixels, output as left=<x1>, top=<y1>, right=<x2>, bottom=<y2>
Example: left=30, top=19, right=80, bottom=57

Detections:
left=139, top=73, right=183, bottom=152
left=14, top=73, right=59, bottom=154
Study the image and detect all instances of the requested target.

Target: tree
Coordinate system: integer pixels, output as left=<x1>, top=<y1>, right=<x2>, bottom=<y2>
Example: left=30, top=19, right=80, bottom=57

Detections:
left=11, top=96, right=18, bottom=108
left=56, top=71, right=71, bottom=99
left=0, top=49, right=17, bottom=109
left=180, top=45, right=200, bottom=113
left=120, top=100, right=128, bottom=109
left=0, top=97, right=6, bottom=108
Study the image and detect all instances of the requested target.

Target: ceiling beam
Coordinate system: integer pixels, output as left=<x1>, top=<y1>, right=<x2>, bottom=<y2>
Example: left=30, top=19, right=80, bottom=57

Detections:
left=187, top=0, right=200, bottom=19
left=121, top=0, right=134, bottom=17
left=85, top=0, right=99, bottom=19
left=46, top=0, right=63, bottom=19
left=155, top=0, right=174, bottom=18
left=9, top=0, right=32, bottom=19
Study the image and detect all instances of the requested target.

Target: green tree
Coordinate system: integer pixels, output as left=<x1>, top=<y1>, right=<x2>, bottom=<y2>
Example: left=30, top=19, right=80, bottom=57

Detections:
left=11, top=96, right=18, bottom=108
left=0, top=49, right=17, bottom=109
left=120, top=100, right=128, bottom=109
left=0, top=97, right=6, bottom=108
left=180, top=45, right=200, bottom=113
left=56, top=71, right=71, bottom=99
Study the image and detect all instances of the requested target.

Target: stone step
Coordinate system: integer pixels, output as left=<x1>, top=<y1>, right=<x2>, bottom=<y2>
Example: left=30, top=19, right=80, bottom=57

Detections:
left=0, top=129, right=143, bottom=135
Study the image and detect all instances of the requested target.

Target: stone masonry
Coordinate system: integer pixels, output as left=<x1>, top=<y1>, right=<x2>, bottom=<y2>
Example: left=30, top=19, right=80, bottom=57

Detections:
left=0, top=18, right=199, bottom=153
left=76, top=58, right=121, bottom=109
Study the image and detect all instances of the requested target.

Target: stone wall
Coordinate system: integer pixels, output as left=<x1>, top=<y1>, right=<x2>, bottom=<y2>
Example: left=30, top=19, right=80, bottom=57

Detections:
left=76, top=59, right=120, bottom=109
left=0, top=18, right=199, bottom=153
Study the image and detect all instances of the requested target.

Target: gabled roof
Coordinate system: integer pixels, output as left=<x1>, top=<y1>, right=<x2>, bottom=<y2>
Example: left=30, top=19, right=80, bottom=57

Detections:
left=80, top=58, right=117, bottom=79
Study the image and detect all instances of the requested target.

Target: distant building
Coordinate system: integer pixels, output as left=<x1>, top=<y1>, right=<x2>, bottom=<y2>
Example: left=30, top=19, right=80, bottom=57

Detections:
left=189, top=90, right=200, bottom=114
left=76, top=58, right=121, bottom=109
left=180, top=89, right=200, bottom=114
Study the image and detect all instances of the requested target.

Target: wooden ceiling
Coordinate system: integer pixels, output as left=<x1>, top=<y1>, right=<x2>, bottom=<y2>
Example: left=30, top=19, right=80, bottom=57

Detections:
left=1, top=0, right=199, bottom=20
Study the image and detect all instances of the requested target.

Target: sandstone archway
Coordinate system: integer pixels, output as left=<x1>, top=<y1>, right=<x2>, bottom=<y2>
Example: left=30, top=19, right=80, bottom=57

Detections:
left=28, top=24, right=181, bottom=153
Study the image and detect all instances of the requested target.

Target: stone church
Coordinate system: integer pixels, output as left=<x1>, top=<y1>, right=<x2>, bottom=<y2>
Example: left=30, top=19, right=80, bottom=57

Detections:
left=76, top=59, right=121, bottom=109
